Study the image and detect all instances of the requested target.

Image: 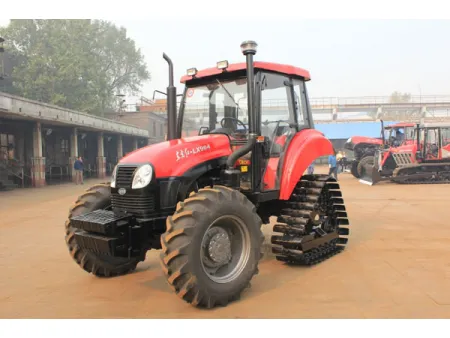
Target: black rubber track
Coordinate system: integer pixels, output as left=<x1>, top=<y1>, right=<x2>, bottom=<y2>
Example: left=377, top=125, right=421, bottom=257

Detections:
left=160, top=185, right=264, bottom=309
left=271, top=174, right=350, bottom=265
left=65, top=183, right=140, bottom=277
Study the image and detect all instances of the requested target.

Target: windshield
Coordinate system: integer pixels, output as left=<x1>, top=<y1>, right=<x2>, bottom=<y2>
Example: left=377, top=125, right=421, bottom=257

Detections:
left=385, top=126, right=414, bottom=142
left=181, top=77, right=248, bottom=137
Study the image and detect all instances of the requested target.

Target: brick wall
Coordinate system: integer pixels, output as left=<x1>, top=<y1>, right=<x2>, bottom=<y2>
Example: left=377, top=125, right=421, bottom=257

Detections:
left=116, top=112, right=167, bottom=143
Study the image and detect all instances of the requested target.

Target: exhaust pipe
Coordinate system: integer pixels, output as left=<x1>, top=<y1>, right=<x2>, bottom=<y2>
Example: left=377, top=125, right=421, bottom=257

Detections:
left=163, top=53, right=177, bottom=141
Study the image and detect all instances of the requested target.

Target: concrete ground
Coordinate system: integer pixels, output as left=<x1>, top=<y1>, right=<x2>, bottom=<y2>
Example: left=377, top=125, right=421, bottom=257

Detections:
left=0, top=167, right=449, bottom=319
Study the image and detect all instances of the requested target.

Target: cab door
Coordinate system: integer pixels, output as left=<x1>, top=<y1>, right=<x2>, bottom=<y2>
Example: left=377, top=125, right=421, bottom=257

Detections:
left=258, top=72, right=311, bottom=191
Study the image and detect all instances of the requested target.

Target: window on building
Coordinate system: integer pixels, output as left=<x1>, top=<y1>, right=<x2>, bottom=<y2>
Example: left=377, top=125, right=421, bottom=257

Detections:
left=60, top=139, right=69, bottom=153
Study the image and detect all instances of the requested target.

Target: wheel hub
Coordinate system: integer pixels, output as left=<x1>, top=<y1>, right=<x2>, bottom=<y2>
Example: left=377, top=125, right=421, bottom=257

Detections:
left=207, top=228, right=232, bottom=265
left=200, top=215, right=251, bottom=284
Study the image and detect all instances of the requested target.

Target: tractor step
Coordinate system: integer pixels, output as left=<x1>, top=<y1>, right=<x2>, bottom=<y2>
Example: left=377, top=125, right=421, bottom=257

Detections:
left=70, top=209, right=133, bottom=235
left=271, top=174, right=350, bottom=266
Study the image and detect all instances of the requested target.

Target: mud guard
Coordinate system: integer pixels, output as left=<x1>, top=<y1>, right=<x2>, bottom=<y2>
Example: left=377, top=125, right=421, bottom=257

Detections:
left=279, top=129, right=334, bottom=200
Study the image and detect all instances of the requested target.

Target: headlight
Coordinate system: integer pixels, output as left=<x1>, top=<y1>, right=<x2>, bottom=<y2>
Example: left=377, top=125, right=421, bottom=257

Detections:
left=110, top=165, right=118, bottom=188
left=132, top=164, right=153, bottom=189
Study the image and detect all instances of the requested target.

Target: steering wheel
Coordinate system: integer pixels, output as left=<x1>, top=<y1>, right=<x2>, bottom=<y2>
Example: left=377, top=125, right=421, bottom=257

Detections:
left=220, top=117, right=247, bottom=133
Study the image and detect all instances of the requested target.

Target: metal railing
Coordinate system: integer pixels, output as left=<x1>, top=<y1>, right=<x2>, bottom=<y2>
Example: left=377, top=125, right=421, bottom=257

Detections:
left=120, top=95, right=450, bottom=113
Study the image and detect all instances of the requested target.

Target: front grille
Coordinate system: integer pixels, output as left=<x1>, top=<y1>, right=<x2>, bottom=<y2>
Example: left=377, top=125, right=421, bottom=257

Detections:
left=116, top=165, right=137, bottom=187
left=111, top=193, right=156, bottom=218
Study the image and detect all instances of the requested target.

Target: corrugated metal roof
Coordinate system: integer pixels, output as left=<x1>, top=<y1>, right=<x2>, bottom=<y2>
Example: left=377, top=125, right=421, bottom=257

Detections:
left=315, top=121, right=400, bottom=139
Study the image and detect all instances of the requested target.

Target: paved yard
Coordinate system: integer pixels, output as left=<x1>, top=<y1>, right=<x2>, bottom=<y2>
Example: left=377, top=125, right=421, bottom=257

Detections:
left=0, top=169, right=449, bottom=318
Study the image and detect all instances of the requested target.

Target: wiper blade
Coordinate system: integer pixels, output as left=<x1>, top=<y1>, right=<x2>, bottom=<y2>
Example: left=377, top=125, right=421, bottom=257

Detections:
left=216, top=79, right=240, bottom=110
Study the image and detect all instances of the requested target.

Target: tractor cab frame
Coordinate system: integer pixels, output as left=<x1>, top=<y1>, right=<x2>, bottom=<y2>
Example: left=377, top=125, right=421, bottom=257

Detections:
left=175, top=59, right=315, bottom=200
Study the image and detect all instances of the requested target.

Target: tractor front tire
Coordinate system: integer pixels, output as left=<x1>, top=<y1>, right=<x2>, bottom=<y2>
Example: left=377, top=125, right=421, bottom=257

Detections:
left=358, top=156, right=375, bottom=178
left=160, top=185, right=264, bottom=309
left=350, top=160, right=360, bottom=178
left=65, top=183, right=140, bottom=277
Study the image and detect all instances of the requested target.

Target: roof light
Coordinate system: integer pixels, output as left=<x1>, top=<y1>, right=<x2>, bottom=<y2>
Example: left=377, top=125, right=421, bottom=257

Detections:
left=187, top=68, right=198, bottom=76
left=217, top=60, right=229, bottom=70
left=240, top=40, right=258, bottom=55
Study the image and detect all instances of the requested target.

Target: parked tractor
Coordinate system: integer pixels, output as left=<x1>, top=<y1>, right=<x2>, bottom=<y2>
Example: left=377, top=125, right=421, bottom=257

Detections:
left=345, top=122, right=415, bottom=178
left=359, top=122, right=450, bottom=185
left=65, top=41, right=350, bottom=309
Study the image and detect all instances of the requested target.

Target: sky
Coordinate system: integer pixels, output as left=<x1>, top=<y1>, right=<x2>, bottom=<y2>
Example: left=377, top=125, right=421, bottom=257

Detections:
left=110, top=19, right=450, bottom=100
left=2, top=19, right=450, bottom=102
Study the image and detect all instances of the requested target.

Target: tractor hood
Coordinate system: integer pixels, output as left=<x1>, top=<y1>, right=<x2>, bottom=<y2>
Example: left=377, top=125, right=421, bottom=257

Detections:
left=119, top=134, right=232, bottom=178
left=345, top=136, right=382, bottom=150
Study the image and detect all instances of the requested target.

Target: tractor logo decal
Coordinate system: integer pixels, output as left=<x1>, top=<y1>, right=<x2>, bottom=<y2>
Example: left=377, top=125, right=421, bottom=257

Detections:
left=176, top=144, right=211, bottom=161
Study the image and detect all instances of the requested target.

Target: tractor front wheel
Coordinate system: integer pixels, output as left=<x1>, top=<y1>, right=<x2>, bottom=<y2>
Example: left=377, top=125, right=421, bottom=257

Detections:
left=350, top=160, right=360, bottom=178
left=160, top=185, right=264, bottom=308
left=65, top=183, right=140, bottom=277
left=358, top=155, right=375, bottom=178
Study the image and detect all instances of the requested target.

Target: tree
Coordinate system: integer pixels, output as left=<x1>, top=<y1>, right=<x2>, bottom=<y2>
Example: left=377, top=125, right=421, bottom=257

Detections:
left=389, top=91, right=411, bottom=103
left=0, top=20, right=150, bottom=115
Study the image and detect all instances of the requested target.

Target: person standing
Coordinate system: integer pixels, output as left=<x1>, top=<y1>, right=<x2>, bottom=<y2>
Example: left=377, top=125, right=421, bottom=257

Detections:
left=307, top=161, right=315, bottom=175
left=328, top=151, right=338, bottom=180
left=341, top=151, right=348, bottom=171
left=336, top=151, right=343, bottom=173
left=74, top=156, right=84, bottom=185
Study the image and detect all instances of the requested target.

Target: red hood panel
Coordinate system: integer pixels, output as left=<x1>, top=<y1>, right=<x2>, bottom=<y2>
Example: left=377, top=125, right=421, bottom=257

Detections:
left=351, top=136, right=383, bottom=145
left=119, top=134, right=232, bottom=178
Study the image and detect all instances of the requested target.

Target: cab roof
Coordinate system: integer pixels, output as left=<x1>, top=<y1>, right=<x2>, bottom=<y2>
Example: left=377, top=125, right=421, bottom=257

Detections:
left=384, top=122, right=416, bottom=130
left=180, top=61, right=311, bottom=83
left=420, top=122, right=450, bottom=128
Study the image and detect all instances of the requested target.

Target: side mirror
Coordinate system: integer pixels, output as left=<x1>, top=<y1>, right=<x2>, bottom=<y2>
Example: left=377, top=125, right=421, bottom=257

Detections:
left=199, top=127, right=210, bottom=135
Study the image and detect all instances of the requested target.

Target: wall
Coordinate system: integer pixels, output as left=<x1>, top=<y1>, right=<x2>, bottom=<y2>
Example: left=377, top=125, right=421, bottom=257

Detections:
left=116, top=111, right=167, bottom=143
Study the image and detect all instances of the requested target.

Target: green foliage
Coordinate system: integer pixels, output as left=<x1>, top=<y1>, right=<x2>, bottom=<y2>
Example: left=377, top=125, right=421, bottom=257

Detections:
left=0, top=19, right=150, bottom=115
left=389, top=91, right=411, bottom=103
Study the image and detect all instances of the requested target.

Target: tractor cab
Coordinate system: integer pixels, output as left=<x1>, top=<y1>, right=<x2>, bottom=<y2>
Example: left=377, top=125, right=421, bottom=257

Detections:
left=177, top=55, right=314, bottom=195
left=383, top=122, right=416, bottom=148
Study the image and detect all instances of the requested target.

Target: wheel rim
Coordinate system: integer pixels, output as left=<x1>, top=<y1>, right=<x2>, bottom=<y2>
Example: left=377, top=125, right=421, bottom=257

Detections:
left=200, top=215, right=251, bottom=284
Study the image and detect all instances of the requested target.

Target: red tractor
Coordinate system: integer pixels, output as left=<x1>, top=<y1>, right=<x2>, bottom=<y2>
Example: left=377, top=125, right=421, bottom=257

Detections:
left=359, top=122, right=450, bottom=185
left=65, top=41, right=350, bottom=308
left=345, top=122, right=416, bottom=178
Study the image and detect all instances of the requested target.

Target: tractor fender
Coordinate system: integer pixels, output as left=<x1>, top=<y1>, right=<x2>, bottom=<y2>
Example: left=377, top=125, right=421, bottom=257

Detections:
left=279, top=129, right=334, bottom=200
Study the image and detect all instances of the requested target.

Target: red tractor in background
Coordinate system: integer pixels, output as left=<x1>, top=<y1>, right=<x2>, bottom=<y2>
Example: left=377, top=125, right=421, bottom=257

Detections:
left=359, top=122, right=450, bottom=185
left=65, top=41, right=350, bottom=309
left=345, top=122, right=415, bottom=178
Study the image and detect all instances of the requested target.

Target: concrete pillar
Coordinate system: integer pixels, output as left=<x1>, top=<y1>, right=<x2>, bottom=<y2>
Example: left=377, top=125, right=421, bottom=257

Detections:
left=97, top=132, right=106, bottom=179
left=31, top=122, right=46, bottom=187
left=69, top=128, right=78, bottom=182
left=421, top=106, right=427, bottom=118
left=16, top=130, right=25, bottom=163
left=117, top=135, right=123, bottom=160
left=376, top=106, right=383, bottom=120
left=332, top=108, right=338, bottom=121
left=133, top=138, right=138, bottom=150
